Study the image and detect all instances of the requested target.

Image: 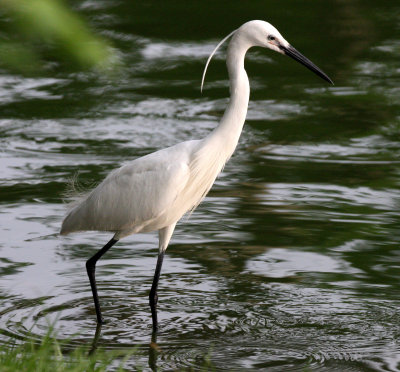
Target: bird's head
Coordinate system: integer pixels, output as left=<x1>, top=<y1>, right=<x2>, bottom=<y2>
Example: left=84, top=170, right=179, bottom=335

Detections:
left=236, top=20, right=287, bottom=53
left=201, top=20, right=333, bottom=92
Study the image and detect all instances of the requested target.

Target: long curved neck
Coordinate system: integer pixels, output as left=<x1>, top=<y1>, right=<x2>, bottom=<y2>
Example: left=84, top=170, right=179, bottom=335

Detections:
left=206, top=34, right=250, bottom=159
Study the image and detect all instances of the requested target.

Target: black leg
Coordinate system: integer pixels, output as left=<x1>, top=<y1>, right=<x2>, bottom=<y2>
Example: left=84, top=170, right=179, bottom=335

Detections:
left=86, top=238, right=118, bottom=324
left=149, top=251, right=165, bottom=331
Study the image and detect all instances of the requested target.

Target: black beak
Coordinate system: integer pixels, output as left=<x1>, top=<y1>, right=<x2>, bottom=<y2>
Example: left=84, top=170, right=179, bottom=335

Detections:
left=280, top=44, right=333, bottom=85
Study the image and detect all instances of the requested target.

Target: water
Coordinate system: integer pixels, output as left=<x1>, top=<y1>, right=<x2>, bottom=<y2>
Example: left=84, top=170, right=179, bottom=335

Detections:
left=1, top=0, right=400, bottom=370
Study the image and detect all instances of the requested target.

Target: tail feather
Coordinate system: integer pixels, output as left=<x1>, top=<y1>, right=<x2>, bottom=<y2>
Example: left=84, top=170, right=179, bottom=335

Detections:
left=60, top=173, right=94, bottom=235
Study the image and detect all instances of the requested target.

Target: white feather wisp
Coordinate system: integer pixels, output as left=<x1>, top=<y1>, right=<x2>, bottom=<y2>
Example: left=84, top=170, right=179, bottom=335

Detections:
left=201, top=29, right=237, bottom=93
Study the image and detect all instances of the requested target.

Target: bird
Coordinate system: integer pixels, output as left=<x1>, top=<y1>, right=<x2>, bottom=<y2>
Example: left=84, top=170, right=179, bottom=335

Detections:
left=60, top=20, right=333, bottom=331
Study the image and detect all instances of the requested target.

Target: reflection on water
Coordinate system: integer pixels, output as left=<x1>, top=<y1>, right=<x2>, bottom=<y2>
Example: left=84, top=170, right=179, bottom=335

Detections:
left=1, top=0, right=400, bottom=370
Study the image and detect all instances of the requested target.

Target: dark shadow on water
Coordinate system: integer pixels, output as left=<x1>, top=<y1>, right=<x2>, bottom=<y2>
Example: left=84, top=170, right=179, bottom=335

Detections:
left=88, top=322, right=102, bottom=356
left=88, top=322, right=160, bottom=372
left=148, top=331, right=159, bottom=372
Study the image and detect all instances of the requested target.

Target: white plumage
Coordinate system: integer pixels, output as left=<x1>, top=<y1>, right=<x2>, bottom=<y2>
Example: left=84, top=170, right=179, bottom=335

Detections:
left=60, top=20, right=332, bottom=330
left=61, top=134, right=233, bottom=240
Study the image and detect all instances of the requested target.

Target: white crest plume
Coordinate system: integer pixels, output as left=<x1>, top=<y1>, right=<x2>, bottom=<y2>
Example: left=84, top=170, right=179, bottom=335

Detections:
left=200, top=29, right=237, bottom=93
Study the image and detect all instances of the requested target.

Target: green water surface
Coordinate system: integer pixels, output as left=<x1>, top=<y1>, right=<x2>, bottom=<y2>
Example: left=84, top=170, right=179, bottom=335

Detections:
left=1, top=0, right=400, bottom=370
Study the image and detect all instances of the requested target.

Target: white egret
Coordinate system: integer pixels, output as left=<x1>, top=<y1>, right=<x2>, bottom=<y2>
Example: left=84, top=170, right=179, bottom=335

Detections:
left=60, top=20, right=333, bottom=331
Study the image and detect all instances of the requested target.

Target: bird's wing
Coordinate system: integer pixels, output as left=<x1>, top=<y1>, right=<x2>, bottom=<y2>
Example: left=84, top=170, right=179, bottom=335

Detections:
left=61, top=141, right=198, bottom=235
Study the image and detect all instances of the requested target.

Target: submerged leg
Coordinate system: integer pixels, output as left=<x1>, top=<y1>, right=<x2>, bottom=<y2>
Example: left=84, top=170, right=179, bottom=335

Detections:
left=149, top=223, right=176, bottom=331
left=86, top=238, right=118, bottom=324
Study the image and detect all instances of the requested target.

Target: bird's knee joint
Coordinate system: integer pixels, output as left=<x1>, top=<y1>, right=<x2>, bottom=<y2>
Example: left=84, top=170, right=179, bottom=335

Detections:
left=149, top=293, right=158, bottom=306
left=86, top=259, right=95, bottom=273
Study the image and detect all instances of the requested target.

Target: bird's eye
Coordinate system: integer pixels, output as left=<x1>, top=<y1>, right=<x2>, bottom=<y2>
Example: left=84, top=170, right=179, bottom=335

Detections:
left=268, top=35, right=276, bottom=41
